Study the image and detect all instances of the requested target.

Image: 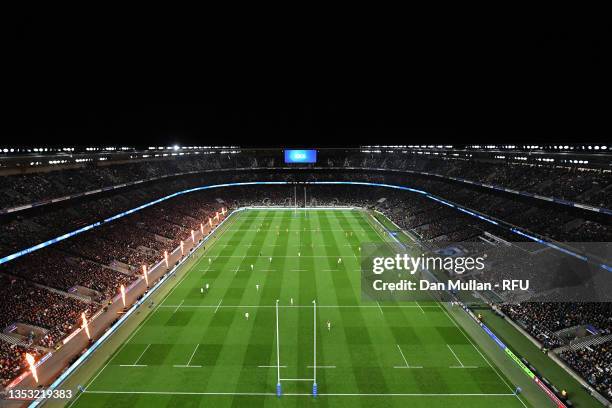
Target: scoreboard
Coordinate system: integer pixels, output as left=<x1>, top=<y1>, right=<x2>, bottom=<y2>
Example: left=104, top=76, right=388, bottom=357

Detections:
left=284, top=149, right=317, bottom=163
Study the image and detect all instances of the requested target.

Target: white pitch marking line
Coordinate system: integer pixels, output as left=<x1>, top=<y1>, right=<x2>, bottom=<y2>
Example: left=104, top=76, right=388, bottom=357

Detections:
left=415, top=301, right=425, bottom=314
left=173, top=300, right=184, bottom=314
left=376, top=301, right=384, bottom=314
left=447, top=344, right=462, bottom=366
left=214, top=299, right=223, bottom=313
left=280, top=378, right=315, bottom=381
left=397, top=344, right=409, bottom=366
left=186, top=344, right=200, bottom=366
left=173, top=365, right=202, bottom=368
left=229, top=227, right=340, bottom=232
left=313, top=299, right=317, bottom=384
left=318, top=393, right=511, bottom=396
left=307, top=365, right=335, bottom=369
left=221, top=244, right=281, bottom=247
left=224, top=244, right=329, bottom=248
left=395, top=344, right=423, bottom=369
left=275, top=300, right=281, bottom=386
left=84, top=390, right=517, bottom=397
left=376, top=300, right=384, bottom=316
left=211, top=255, right=359, bottom=258
left=158, top=305, right=440, bottom=309
left=119, top=364, right=148, bottom=367
left=133, top=344, right=151, bottom=366
left=258, top=365, right=287, bottom=368
left=447, top=344, right=474, bottom=368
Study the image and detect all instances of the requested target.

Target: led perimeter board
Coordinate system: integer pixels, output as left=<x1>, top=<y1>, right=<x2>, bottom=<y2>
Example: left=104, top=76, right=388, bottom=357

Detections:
left=284, top=149, right=317, bottom=163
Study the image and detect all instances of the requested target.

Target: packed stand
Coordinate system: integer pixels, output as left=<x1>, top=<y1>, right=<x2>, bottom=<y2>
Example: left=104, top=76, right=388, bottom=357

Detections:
left=0, top=248, right=136, bottom=301
left=0, top=275, right=97, bottom=350
left=1, top=151, right=609, bottom=212
left=0, top=341, right=42, bottom=387
left=500, top=303, right=612, bottom=349
left=560, top=340, right=612, bottom=400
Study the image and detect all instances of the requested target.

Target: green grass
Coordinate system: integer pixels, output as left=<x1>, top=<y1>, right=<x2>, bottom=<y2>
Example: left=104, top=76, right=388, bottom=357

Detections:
left=65, top=209, right=531, bottom=408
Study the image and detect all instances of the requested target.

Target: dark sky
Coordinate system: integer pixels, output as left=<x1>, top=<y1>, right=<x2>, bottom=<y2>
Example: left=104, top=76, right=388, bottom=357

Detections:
left=5, top=101, right=608, bottom=149
left=7, top=20, right=609, bottom=148
left=5, top=103, right=457, bottom=148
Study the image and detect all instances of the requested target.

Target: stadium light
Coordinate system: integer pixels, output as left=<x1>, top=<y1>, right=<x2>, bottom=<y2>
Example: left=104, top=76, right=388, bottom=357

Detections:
left=180, top=241, right=185, bottom=255
left=164, top=250, right=169, bottom=267
left=191, top=230, right=195, bottom=242
left=25, top=353, right=38, bottom=383
left=143, top=265, right=148, bottom=286
left=200, top=223, right=204, bottom=234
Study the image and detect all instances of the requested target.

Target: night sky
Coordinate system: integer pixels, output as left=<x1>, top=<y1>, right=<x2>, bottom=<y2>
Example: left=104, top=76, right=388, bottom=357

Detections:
left=5, top=102, right=608, bottom=149
left=7, top=20, right=609, bottom=148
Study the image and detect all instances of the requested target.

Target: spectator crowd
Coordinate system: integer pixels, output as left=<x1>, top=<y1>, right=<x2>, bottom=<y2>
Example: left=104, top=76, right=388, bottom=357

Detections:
left=0, top=192, right=225, bottom=388
left=560, top=340, right=612, bottom=400
left=0, top=151, right=609, bottom=212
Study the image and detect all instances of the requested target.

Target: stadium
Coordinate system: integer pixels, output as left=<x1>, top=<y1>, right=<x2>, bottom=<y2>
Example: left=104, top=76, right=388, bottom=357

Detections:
left=0, top=137, right=609, bottom=408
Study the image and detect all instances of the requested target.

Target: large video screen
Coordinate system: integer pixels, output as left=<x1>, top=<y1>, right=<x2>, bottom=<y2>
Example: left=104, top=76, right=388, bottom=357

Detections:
left=284, top=149, right=317, bottom=163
